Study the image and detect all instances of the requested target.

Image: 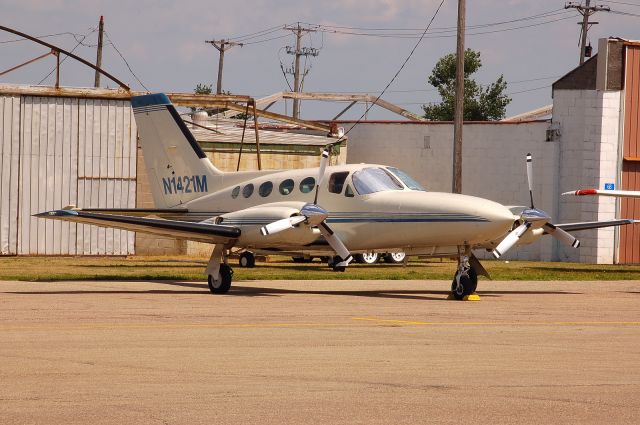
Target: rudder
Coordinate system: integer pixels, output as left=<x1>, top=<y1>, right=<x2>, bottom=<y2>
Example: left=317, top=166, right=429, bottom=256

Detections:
left=131, top=93, right=221, bottom=208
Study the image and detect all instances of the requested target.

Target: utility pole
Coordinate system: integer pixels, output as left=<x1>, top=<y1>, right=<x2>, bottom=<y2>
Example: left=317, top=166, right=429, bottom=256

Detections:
left=93, top=15, right=104, bottom=88
left=205, top=39, right=243, bottom=94
left=284, top=23, right=319, bottom=119
left=452, top=0, right=465, bottom=194
left=565, top=1, right=610, bottom=65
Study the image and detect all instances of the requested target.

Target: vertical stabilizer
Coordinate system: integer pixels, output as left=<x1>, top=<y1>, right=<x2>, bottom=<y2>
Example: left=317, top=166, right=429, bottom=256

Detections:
left=131, top=93, right=221, bottom=208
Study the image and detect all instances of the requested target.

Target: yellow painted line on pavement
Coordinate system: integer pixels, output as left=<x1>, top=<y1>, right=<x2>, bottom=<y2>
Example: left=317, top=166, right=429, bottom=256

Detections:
left=0, top=322, right=367, bottom=332
left=352, top=317, right=640, bottom=326
left=3, top=319, right=640, bottom=333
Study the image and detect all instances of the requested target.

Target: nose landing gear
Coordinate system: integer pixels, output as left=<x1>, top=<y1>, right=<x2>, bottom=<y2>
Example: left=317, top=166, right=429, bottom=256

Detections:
left=450, top=254, right=479, bottom=301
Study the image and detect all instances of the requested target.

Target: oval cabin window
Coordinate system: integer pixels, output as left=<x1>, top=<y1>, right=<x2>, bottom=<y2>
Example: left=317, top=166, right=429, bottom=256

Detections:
left=259, top=181, right=273, bottom=197
left=299, top=177, right=316, bottom=193
left=279, top=179, right=294, bottom=195
left=242, top=184, right=254, bottom=198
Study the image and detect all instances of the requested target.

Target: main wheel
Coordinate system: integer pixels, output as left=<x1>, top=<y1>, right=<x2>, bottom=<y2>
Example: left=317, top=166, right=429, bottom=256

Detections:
left=239, top=251, right=256, bottom=268
left=329, top=255, right=347, bottom=272
left=208, top=264, right=233, bottom=294
left=383, top=252, right=406, bottom=264
left=292, top=256, right=313, bottom=263
left=450, top=267, right=478, bottom=300
left=355, top=252, right=379, bottom=264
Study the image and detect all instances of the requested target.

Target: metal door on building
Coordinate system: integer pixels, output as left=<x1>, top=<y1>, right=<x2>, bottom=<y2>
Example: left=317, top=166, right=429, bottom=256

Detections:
left=619, top=45, right=640, bottom=263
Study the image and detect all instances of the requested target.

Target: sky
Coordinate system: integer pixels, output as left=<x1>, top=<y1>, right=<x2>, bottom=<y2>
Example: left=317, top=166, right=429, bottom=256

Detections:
left=2, top=0, right=640, bottom=120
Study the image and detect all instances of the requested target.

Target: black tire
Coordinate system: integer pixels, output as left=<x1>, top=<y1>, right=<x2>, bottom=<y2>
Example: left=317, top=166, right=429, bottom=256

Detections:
left=208, top=264, right=233, bottom=294
left=450, top=267, right=478, bottom=300
left=355, top=252, right=379, bottom=264
left=292, top=256, right=313, bottom=263
left=329, top=255, right=346, bottom=272
left=239, top=251, right=256, bottom=268
left=383, top=252, right=406, bottom=264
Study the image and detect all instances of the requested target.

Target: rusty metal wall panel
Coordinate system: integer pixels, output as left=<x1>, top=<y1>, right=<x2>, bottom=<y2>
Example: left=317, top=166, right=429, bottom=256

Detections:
left=0, top=96, right=20, bottom=255
left=619, top=46, right=640, bottom=264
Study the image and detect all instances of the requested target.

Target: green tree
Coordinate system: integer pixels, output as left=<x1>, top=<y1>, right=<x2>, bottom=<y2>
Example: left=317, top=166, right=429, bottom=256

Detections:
left=422, top=49, right=510, bottom=121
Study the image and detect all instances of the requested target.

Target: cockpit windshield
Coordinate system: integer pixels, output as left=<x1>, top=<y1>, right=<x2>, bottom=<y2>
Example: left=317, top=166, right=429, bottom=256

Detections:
left=352, top=167, right=404, bottom=195
left=386, top=167, right=426, bottom=191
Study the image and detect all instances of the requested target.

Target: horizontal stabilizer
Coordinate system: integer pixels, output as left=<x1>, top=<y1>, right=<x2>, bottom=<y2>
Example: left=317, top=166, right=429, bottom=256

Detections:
left=35, top=210, right=240, bottom=244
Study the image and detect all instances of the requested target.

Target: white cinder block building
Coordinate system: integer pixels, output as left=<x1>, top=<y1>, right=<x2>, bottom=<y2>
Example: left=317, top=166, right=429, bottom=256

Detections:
left=345, top=37, right=640, bottom=264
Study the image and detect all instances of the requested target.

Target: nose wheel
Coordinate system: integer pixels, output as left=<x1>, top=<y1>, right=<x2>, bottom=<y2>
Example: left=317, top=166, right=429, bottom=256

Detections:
left=451, top=255, right=478, bottom=300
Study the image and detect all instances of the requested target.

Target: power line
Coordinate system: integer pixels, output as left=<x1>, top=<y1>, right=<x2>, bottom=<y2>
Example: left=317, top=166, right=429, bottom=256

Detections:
left=218, top=8, right=574, bottom=46
left=316, top=14, right=576, bottom=39
left=610, top=9, right=640, bottom=16
left=0, top=31, right=83, bottom=44
left=226, top=25, right=286, bottom=42
left=104, top=31, right=149, bottom=91
left=37, top=27, right=97, bottom=85
left=301, top=8, right=569, bottom=33
left=565, top=1, right=611, bottom=65
left=337, top=0, right=446, bottom=141
left=606, top=0, right=640, bottom=7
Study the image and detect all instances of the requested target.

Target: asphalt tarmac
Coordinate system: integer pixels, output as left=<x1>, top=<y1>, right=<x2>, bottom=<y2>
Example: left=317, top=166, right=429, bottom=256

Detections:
left=1, top=279, right=640, bottom=424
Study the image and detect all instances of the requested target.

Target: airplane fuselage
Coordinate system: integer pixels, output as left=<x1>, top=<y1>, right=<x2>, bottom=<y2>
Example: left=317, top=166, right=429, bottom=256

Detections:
left=181, top=163, right=517, bottom=254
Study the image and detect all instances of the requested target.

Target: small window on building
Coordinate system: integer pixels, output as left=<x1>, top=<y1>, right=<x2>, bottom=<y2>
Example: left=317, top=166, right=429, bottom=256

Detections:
left=279, top=179, right=294, bottom=195
left=328, top=172, right=349, bottom=194
left=299, top=177, right=316, bottom=193
left=259, top=181, right=273, bottom=197
left=345, top=184, right=355, bottom=198
left=242, top=183, right=254, bottom=198
left=231, top=186, right=240, bottom=199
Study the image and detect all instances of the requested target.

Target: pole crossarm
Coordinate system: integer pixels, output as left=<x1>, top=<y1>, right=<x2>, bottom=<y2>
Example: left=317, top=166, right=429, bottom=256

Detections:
left=0, top=25, right=130, bottom=90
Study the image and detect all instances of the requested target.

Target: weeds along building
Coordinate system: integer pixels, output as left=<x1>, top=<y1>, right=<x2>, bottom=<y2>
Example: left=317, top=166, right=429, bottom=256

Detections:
left=0, top=37, right=638, bottom=263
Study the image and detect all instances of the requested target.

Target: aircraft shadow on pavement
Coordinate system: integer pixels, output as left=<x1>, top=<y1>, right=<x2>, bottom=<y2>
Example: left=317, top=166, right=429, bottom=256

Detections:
left=4, top=280, right=581, bottom=300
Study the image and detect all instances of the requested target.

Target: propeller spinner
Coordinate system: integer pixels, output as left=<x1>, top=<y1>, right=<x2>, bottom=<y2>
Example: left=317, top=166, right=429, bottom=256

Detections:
left=492, top=153, right=580, bottom=259
left=260, top=147, right=353, bottom=268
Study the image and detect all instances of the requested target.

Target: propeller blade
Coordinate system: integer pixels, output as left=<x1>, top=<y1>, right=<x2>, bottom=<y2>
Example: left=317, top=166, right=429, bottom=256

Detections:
left=492, top=222, right=531, bottom=259
left=314, top=148, right=330, bottom=204
left=318, top=221, right=353, bottom=266
left=526, top=153, right=534, bottom=208
left=543, top=223, right=580, bottom=248
left=260, top=215, right=306, bottom=236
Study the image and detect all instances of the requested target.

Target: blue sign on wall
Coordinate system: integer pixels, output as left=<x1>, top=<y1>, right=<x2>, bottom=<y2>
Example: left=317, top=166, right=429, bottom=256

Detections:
left=604, top=183, right=615, bottom=190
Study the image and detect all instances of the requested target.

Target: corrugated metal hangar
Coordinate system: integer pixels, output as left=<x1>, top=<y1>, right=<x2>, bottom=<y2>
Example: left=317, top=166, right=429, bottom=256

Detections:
left=0, top=94, right=136, bottom=255
left=0, top=85, right=345, bottom=256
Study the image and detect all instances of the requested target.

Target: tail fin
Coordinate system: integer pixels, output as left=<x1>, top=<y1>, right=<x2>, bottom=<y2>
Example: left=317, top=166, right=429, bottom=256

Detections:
left=131, top=93, right=221, bottom=208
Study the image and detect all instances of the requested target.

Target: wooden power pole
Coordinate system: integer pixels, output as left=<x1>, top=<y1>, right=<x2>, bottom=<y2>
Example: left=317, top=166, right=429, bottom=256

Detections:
left=565, top=1, right=610, bottom=65
left=452, top=0, right=465, bottom=194
left=205, top=39, right=243, bottom=94
left=93, top=15, right=104, bottom=88
left=284, top=23, right=318, bottom=119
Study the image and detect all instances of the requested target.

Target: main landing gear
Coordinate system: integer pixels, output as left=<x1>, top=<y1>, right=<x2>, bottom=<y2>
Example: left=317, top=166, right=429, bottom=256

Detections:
left=206, top=245, right=234, bottom=294
left=450, top=254, right=478, bottom=300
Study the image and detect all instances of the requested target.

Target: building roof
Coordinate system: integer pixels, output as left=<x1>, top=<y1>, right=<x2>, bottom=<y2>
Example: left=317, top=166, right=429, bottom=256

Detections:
left=186, top=115, right=343, bottom=155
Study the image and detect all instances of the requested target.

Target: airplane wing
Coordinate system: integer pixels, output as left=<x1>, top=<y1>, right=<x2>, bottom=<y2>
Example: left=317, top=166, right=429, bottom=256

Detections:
left=562, top=189, right=640, bottom=198
left=554, top=219, right=637, bottom=232
left=35, top=209, right=240, bottom=244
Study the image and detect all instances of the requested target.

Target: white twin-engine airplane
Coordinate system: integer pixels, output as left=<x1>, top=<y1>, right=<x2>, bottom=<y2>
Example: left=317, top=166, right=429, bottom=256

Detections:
left=37, top=94, right=634, bottom=299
